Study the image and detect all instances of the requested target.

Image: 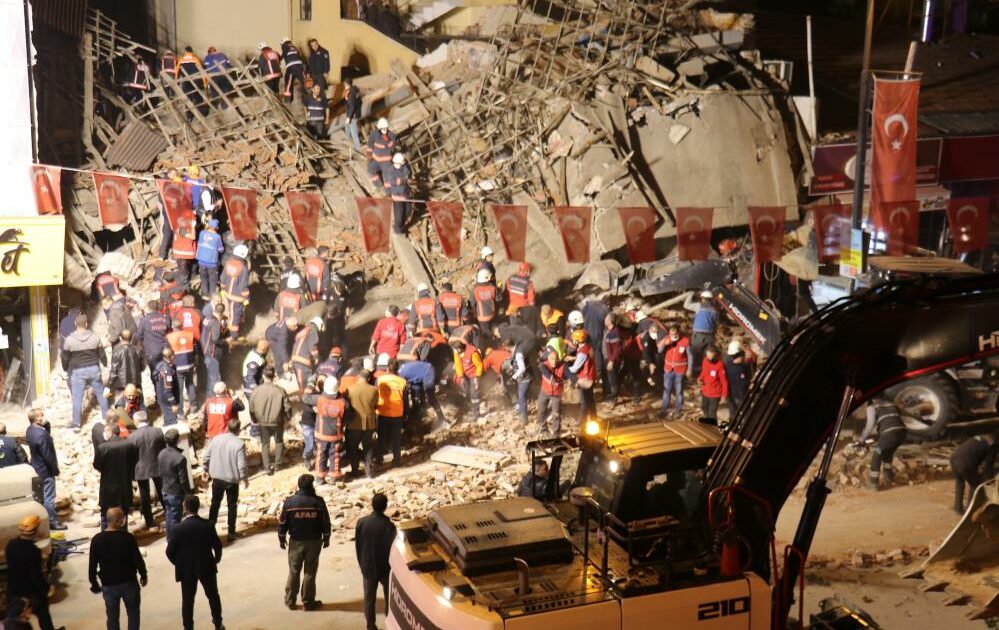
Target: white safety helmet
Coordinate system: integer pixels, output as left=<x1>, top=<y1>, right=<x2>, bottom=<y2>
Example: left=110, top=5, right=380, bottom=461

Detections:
left=233, top=244, right=249, bottom=259
left=700, top=290, right=714, bottom=300
left=568, top=310, right=584, bottom=327
left=416, top=282, right=429, bottom=293
left=323, top=377, right=339, bottom=395
left=362, top=357, right=375, bottom=372
left=634, top=311, right=647, bottom=323
left=257, top=42, right=267, bottom=51
left=287, top=274, right=301, bottom=289
left=727, top=340, right=743, bottom=356
left=377, top=352, right=390, bottom=367
left=377, top=117, right=389, bottom=131
left=281, top=36, right=291, bottom=44
left=310, top=316, right=324, bottom=330
left=392, top=152, right=405, bottom=166
left=476, top=268, right=492, bottom=284
left=480, top=246, right=493, bottom=259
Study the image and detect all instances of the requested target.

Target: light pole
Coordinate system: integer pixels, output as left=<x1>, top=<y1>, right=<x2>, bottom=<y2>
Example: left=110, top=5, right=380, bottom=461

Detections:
left=851, top=0, right=877, bottom=229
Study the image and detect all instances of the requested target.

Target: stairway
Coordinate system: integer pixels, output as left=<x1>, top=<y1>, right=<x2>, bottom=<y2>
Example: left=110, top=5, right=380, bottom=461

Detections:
left=403, top=0, right=459, bottom=29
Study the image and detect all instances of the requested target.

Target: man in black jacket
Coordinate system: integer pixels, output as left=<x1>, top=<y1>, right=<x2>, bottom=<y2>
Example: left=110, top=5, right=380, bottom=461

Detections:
left=63, top=313, right=109, bottom=429
left=307, top=38, right=330, bottom=92
left=25, top=409, right=65, bottom=530
left=166, top=495, right=224, bottom=630
left=94, top=424, right=139, bottom=530
left=135, top=299, right=169, bottom=372
left=128, top=413, right=166, bottom=529
left=951, top=432, right=999, bottom=513
left=89, top=507, right=146, bottom=630
left=0, top=422, right=28, bottom=468
left=342, top=77, right=362, bottom=151
left=355, top=493, right=396, bottom=630
left=6, top=516, right=64, bottom=630
left=106, top=329, right=143, bottom=400
left=158, top=429, right=191, bottom=540
left=279, top=474, right=331, bottom=610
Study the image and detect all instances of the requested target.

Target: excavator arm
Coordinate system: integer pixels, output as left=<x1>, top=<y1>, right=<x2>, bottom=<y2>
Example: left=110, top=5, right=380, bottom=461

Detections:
left=700, top=274, right=999, bottom=623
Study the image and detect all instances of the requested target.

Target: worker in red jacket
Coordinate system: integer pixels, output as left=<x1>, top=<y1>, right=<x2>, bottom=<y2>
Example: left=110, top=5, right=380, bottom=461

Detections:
left=450, top=338, right=483, bottom=420
left=538, top=349, right=566, bottom=435
left=698, top=346, right=728, bottom=426
left=369, top=306, right=407, bottom=359
left=204, top=382, right=244, bottom=439
left=506, top=262, right=535, bottom=313
left=660, top=325, right=690, bottom=418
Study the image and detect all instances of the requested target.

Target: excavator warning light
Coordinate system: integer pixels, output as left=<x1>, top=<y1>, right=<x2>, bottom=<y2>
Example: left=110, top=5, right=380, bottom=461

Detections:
left=608, top=459, right=621, bottom=474
left=584, top=419, right=601, bottom=436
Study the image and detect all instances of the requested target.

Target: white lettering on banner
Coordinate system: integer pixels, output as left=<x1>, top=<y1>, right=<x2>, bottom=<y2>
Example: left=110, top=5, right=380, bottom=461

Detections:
left=978, top=332, right=999, bottom=352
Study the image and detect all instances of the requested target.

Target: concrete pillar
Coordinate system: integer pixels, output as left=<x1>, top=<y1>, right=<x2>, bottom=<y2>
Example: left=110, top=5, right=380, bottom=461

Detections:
left=27, top=286, right=50, bottom=399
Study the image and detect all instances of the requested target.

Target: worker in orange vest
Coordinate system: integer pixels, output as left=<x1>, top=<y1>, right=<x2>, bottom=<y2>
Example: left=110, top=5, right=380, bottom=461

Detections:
left=221, top=244, right=250, bottom=338
left=470, top=268, right=502, bottom=343
left=171, top=213, right=197, bottom=288
left=450, top=338, right=483, bottom=420
left=375, top=359, right=408, bottom=467
left=166, top=318, right=198, bottom=415
left=407, top=283, right=438, bottom=336
left=506, top=262, right=535, bottom=312
left=303, top=246, right=331, bottom=301
left=436, top=281, right=464, bottom=336
left=176, top=45, right=208, bottom=116
left=366, top=118, right=397, bottom=188
left=313, top=377, right=346, bottom=484
left=274, top=274, right=308, bottom=323
left=291, top=317, right=323, bottom=395
left=175, top=295, right=202, bottom=342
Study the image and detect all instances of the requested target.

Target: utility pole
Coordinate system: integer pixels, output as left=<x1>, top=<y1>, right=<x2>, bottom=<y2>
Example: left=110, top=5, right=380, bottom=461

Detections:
left=851, top=0, right=877, bottom=229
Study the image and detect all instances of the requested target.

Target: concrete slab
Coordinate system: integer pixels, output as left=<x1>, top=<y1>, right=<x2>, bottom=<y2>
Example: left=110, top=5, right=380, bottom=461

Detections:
left=391, top=233, right=434, bottom=289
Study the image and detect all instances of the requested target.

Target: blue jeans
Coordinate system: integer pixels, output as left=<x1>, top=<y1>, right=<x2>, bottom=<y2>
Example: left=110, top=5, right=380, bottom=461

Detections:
left=102, top=581, right=140, bottom=630
left=42, top=476, right=60, bottom=527
left=163, top=494, right=183, bottom=541
left=204, top=356, right=221, bottom=398
left=69, top=364, right=108, bottom=428
left=177, top=369, right=197, bottom=413
left=662, top=372, right=684, bottom=414
left=516, top=380, right=530, bottom=420
left=301, top=424, right=315, bottom=466
left=155, top=382, right=177, bottom=425
left=346, top=118, right=361, bottom=150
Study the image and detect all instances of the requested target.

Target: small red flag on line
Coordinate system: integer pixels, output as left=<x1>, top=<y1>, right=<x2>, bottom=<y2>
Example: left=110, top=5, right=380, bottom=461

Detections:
left=489, top=204, right=528, bottom=262
left=617, top=206, right=657, bottom=264
left=945, top=197, right=989, bottom=254
left=426, top=201, right=463, bottom=259
left=285, top=191, right=322, bottom=249
left=553, top=206, right=592, bottom=264
left=92, top=172, right=131, bottom=229
left=354, top=197, right=392, bottom=254
left=30, top=165, right=62, bottom=215
left=221, top=186, right=259, bottom=241
left=675, top=207, right=714, bottom=261
left=155, top=179, right=194, bottom=231
left=872, top=199, right=920, bottom=255
left=748, top=206, right=787, bottom=262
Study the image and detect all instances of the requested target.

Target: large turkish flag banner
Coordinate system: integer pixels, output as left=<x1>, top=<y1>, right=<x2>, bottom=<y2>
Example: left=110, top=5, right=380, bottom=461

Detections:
left=870, top=77, right=920, bottom=211
left=30, top=165, right=62, bottom=215
left=426, top=201, right=463, bottom=258
left=748, top=206, right=786, bottom=262
left=812, top=203, right=851, bottom=263
left=872, top=199, right=920, bottom=255
left=285, top=191, right=322, bottom=249
left=489, top=204, right=528, bottom=262
left=553, top=206, right=592, bottom=264
left=92, top=172, right=131, bottom=228
left=156, top=179, right=194, bottom=231
left=675, top=207, right=713, bottom=261
left=618, top=207, right=657, bottom=264
left=221, top=186, right=259, bottom=241
left=354, top=197, right=392, bottom=253
left=946, top=197, right=989, bottom=254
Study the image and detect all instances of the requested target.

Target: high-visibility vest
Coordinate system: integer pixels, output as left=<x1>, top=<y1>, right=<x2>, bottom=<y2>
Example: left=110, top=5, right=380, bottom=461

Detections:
left=172, top=235, right=196, bottom=259
left=459, top=346, right=481, bottom=378
left=166, top=329, right=195, bottom=372
left=369, top=132, right=396, bottom=162
left=507, top=274, right=532, bottom=307
left=398, top=336, right=430, bottom=362
left=304, top=256, right=327, bottom=295
left=664, top=338, right=689, bottom=374
left=276, top=290, right=303, bottom=323
left=315, top=395, right=346, bottom=440
left=258, top=49, right=281, bottom=80
left=204, top=395, right=235, bottom=438
left=541, top=360, right=565, bottom=396
left=176, top=307, right=202, bottom=341
left=576, top=343, right=596, bottom=383
left=222, top=259, right=247, bottom=297
left=413, top=297, right=437, bottom=333
left=472, top=284, right=497, bottom=323
left=292, top=326, right=317, bottom=365
left=376, top=374, right=407, bottom=418
left=438, top=293, right=463, bottom=327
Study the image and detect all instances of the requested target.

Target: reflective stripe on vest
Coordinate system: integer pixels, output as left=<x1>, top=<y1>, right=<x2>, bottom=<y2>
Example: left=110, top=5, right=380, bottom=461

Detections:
left=414, top=297, right=436, bottom=331
left=222, top=259, right=245, bottom=293
left=508, top=274, right=530, bottom=296
left=473, top=285, right=496, bottom=322
left=439, top=293, right=462, bottom=327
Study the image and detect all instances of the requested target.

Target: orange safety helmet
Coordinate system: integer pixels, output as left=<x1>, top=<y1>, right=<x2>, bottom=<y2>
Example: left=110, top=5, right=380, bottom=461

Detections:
left=718, top=239, right=738, bottom=256
left=18, top=515, right=40, bottom=536
left=571, top=329, right=588, bottom=344
left=518, top=262, right=532, bottom=275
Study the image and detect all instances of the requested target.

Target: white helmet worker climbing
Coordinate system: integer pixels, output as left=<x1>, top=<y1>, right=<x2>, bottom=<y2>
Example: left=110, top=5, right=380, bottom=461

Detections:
left=233, top=244, right=249, bottom=259
left=481, top=246, right=494, bottom=259
left=568, top=310, right=584, bottom=327
left=377, top=118, right=390, bottom=131
left=287, top=274, right=301, bottom=289
left=257, top=42, right=268, bottom=51
left=323, top=377, right=339, bottom=395
left=476, top=268, right=492, bottom=284
left=392, top=152, right=405, bottom=166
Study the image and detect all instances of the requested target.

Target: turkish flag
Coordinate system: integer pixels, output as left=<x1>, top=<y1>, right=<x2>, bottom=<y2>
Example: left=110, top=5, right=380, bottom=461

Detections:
left=946, top=197, right=989, bottom=254
left=354, top=197, right=392, bottom=253
left=872, top=199, right=920, bottom=255
left=426, top=201, right=463, bottom=258
left=489, top=204, right=528, bottom=262
left=92, top=172, right=131, bottom=228
left=30, top=165, right=62, bottom=215
left=871, top=77, right=920, bottom=211
left=553, top=206, right=592, bottom=264
left=155, top=179, right=194, bottom=231
left=221, top=186, right=259, bottom=241
left=675, top=207, right=713, bottom=261
left=285, top=191, right=322, bottom=249
left=748, top=206, right=786, bottom=262
left=617, top=207, right=657, bottom=264
left=812, top=203, right=851, bottom=263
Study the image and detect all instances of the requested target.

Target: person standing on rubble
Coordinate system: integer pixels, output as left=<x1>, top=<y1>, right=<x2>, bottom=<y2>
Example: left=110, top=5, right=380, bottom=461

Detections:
left=63, top=313, right=110, bottom=430
left=249, top=366, right=291, bottom=475
left=204, top=382, right=244, bottom=440
left=370, top=306, right=407, bottom=359
left=506, top=263, right=535, bottom=313
left=311, top=377, right=346, bottom=484
left=566, top=330, right=597, bottom=420
left=201, top=303, right=228, bottom=399
left=436, top=281, right=465, bottom=336
left=857, top=394, right=907, bottom=491
left=171, top=214, right=197, bottom=288
left=471, top=268, right=502, bottom=343
left=366, top=118, right=397, bottom=188
left=698, top=346, right=727, bottom=426
left=660, top=325, right=689, bottom=418
left=346, top=365, right=380, bottom=478
left=26, top=409, right=66, bottom=531
left=685, top=289, right=719, bottom=379
left=128, top=412, right=165, bottom=531
left=106, top=329, right=142, bottom=403
left=202, top=418, right=248, bottom=543
left=538, top=348, right=566, bottom=435
left=303, top=247, right=331, bottom=302
left=950, top=432, right=999, bottom=513
left=342, top=77, right=363, bottom=152
left=375, top=359, right=408, bottom=467
left=157, top=428, right=190, bottom=540
left=304, top=83, right=329, bottom=139
left=221, top=243, right=250, bottom=339
left=154, top=348, right=180, bottom=426
left=723, top=340, right=750, bottom=416
left=203, top=46, right=232, bottom=107
left=196, top=219, right=225, bottom=299
left=385, top=152, right=411, bottom=234
left=176, top=46, right=208, bottom=117
left=291, top=317, right=323, bottom=395
left=241, top=339, right=270, bottom=394
left=581, top=295, right=608, bottom=385
left=167, top=318, right=198, bottom=416
left=280, top=38, right=306, bottom=103
left=451, top=338, right=482, bottom=420
left=257, top=42, right=282, bottom=93
left=94, top=423, right=139, bottom=531
left=279, top=474, right=331, bottom=611
left=307, top=39, right=330, bottom=93
left=136, top=299, right=169, bottom=376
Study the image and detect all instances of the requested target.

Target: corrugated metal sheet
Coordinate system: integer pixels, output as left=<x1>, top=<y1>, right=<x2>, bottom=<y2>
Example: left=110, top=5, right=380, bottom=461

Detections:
left=31, top=0, right=88, bottom=39
left=920, top=111, right=999, bottom=136
left=105, top=119, right=168, bottom=171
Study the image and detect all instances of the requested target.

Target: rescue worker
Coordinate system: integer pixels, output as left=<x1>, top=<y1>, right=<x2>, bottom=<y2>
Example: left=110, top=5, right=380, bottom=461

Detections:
left=567, top=329, right=597, bottom=420
left=369, top=306, right=407, bottom=359
left=342, top=77, right=362, bottom=151
left=195, top=219, right=225, bottom=298
left=317, top=347, right=344, bottom=379
left=451, top=338, right=482, bottom=420
left=506, top=262, right=535, bottom=313
left=686, top=289, right=719, bottom=378
left=471, top=268, right=501, bottom=341
left=136, top=299, right=169, bottom=373
left=540, top=304, right=566, bottom=338
left=171, top=214, right=197, bottom=288
left=407, top=283, right=438, bottom=336
left=436, top=281, right=464, bottom=336
left=242, top=339, right=270, bottom=394
left=602, top=313, right=623, bottom=402
left=698, top=346, right=727, bottom=426
left=366, top=118, right=397, bottom=189
left=448, top=316, right=483, bottom=358
left=257, top=42, right=282, bottom=93
left=123, top=54, right=150, bottom=103
left=156, top=168, right=183, bottom=260
left=204, top=382, right=243, bottom=440
left=950, top=432, right=999, bottom=513
left=154, top=348, right=180, bottom=426
left=292, top=317, right=323, bottom=395
left=304, top=83, right=328, bottom=139
left=203, top=46, right=232, bottom=107
left=280, top=38, right=306, bottom=102
left=398, top=355, right=444, bottom=427
left=660, top=325, right=689, bottom=418
left=397, top=333, right=432, bottom=364
left=386, top=152, right=410, bottom=234
left=303, top=246, right=331, bottom=302
left=313, top=377, right=346, bottom=484
left=275, top=274, right=308, bottom=324
left=375, top=359, right=408, bottom=466
left=159, top=49, right=177, bottom=81
left=201, top=303, right=227, bottom=397
left=538, top=349, right=566, bottom=435
left=723, top=340, right=750, bottom=417
left=278, top=474, right=331, bottom=611
left=221, top=243, right=251, bottom=339
left=93, top=270, right=122, bottom=301
left=307, top=39, right=331, bottom=93
left=176, top=46, right=208, bottom=116
left=859, top=395, right=908, bottom=491
left=175, top=295, right=202, bottom=343
left=166, top=318, right=198, bottom=415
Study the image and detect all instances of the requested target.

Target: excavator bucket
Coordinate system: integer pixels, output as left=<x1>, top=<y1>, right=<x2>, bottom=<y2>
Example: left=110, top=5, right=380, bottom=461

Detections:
left=922, top=477, right=999, bottom=620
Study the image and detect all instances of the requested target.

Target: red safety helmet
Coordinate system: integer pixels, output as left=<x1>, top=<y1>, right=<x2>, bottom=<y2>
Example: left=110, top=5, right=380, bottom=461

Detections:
left=207, top=46, right=218, bottom=53
left=518, top=262, right=532, bottom=275
left=718, top=238, right=738, bottom=256
left=329, top=346, right=342, bottom=357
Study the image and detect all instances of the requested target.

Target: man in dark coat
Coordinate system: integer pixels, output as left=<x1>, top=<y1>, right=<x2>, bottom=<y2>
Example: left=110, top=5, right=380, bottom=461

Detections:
left=0, top=422, right=28, bottom=468
left=93, top=424, right=139, bottom=531
left=355, top=492, right=396, bottom=630
left=127, top=412, right=166, bottom=529
left=166, top=495, right=224, bottom=630
left=6, top=515, right=64, bottom=630
left=25, top=409, right=65, bottom=530
left=106, top=329, right=143, bottom=399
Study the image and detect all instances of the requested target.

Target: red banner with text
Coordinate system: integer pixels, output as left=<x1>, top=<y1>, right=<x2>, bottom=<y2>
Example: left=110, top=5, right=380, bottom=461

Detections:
left=617, top=207, right=657, bottom=264
left=489, top=204, right=528, bottom=262
left=748, top=206, right=787, bottom=262
left=285, top=191, right=322, bottom=249
left=92, top=173, right=131, bottom=228
left=871, top=77, right=920, bottom=212
left=553, top=206, right=592, bottom=264
left=812, top=203, right=851, bottom=263
left=30, top=165, right=62, bottom=215
left=946, top=197, right=989, bottom=254
left=426, top=201, right=464, bottom=259
left=221, top=186, right=259, bottom=241
left=675, top=207, right=713, bottom=261
left=156, top=179, right=194, bottom=231
left=872, top=199, right=920, bottom=255
left=355, top=197, right=392, bottom=254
